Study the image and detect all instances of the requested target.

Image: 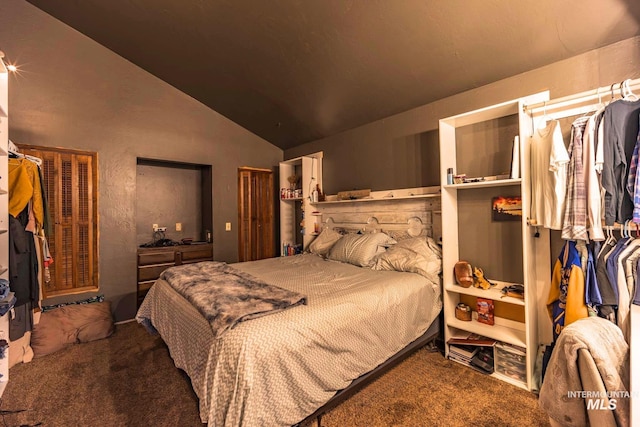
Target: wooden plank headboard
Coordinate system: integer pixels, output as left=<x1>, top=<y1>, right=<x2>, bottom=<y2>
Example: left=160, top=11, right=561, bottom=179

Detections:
left=311, top=187, right=442, bottom=243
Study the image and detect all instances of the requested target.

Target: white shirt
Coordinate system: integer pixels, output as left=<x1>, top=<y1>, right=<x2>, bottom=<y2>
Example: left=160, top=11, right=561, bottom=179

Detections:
left=530, top=120, right=570, bottom=230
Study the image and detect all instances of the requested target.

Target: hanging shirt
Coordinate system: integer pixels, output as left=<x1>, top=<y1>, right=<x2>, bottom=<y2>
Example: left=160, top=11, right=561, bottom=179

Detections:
left=605, top=237, right=629, bottom=303
left=582, top=111, right=605, bottom=240
left=547, top=241, right=589, bottom=341
left=584, top=242, right=602, bottom=312
left=601, top=98, right=640, bottom=225
left=615, top=238, right=637, bottom=341
left=562, top=117, right=590, bottom=241
left=8, top=158, right=45, bottom=234
left=596, top=238, right=618, bottom=321
left=530, top=120, right=569, bottom=230
left=630, top=122, right=640, bottom=223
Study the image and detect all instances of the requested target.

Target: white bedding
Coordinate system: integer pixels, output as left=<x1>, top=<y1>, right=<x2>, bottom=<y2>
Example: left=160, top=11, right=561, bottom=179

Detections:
left=136, top=253, right=442, bottom=426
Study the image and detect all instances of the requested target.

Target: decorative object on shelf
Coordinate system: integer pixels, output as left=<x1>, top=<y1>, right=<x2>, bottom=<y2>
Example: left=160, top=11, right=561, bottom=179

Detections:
left=447, top=168, right=454, bottom=185
left=453, top=174, right=466, bottom=184
left=287, top=174, right=299, bottom=190
left=476, top=297, right=495, bottom=325
left=472, top=267, right=495, bottom=290
left=455, top=303, right=472, bottom=321
left=337, top=189, right=371, bottom=200
left=454, top=261, right=474, bottom=288
left=501, top=284, right=525, bottom=299
left=491, top=196, right=522, bottom=221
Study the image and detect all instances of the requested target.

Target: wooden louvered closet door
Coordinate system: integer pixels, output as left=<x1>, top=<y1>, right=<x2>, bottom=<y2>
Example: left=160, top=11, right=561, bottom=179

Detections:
left=238, top=167, right=274, bottom=261
left=20, top=146, right=99, bottom=297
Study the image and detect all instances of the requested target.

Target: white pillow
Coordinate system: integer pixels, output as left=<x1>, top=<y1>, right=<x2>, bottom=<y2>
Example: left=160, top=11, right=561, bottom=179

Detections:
left=327, top=232, right=396, bottom=267
left=373, top=236, right=442, bottom=283
left=308, top=228, right=343, bottom=256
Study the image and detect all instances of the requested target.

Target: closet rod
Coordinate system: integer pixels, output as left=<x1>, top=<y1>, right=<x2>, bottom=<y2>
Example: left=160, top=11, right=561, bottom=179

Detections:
left=523, top=77, right=640, bottom=115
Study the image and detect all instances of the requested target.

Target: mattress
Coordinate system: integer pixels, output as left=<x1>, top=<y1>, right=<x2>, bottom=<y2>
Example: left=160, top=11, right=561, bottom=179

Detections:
left=136, top=253, right=442, bottom=426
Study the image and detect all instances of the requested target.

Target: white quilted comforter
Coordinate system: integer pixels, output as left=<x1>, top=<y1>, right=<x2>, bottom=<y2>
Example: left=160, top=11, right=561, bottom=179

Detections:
left=136, top=254, right=441, bottom=426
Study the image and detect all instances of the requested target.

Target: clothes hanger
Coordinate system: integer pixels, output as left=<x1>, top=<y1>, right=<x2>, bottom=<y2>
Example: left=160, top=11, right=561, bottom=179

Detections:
left=622, top=79, right=639, bottom=101
left=536, top=101, right=552, bottom=129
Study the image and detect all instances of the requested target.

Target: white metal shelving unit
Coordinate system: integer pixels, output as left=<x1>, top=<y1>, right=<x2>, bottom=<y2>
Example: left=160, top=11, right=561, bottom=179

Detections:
left=439, top=92, right=550, bottom=391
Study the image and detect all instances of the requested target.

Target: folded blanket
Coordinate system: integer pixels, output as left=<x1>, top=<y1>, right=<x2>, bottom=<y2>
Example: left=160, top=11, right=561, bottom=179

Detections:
left=160, top=261, right=307, bottom=339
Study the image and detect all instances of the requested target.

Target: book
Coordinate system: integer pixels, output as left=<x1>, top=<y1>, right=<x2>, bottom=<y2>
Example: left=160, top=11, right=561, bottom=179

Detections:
left=449, top=344, right=480, bottom=359
left=510, top=135, right=520, bottom=179
left=476, top=297, right=495, bottom=325
left=447, top=332, right=496, bottom=347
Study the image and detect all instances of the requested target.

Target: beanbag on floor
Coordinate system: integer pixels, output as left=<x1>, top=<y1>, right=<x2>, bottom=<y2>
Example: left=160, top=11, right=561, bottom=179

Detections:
left=31, top=301, right=114, bottom=357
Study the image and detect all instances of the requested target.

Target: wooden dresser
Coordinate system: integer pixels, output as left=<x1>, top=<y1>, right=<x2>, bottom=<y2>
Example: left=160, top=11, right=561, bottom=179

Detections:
left=136, top=243, right=213, bottom=307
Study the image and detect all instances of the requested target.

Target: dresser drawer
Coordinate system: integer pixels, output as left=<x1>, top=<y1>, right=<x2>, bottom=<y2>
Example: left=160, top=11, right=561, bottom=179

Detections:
left=181, top=246, right=214, bottom=262
left=138, top=263, right=174, bottom=282
left=138, top=251, right=176, bottom=266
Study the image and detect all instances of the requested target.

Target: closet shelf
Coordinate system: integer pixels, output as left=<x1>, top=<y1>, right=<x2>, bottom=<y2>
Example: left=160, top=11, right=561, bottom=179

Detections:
left=443, top=178, right=521, bottom=190
left=312, top=192, right=439, bottom=205
left=444, top=281, right=525, bottom=306
left=447, top=316, right=526, bottom=348
left=448, top=358, right=527, bottom=391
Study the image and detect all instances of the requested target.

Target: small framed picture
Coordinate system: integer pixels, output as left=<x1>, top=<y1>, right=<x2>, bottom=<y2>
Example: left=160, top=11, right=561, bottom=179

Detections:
left=492, top=196, right=522, bottom=222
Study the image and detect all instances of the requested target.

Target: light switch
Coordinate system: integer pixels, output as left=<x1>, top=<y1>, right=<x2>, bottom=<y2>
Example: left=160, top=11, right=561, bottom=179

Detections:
left=176, top=222, right=182, bottom=231
left=225, top=222, right=232, bottom=231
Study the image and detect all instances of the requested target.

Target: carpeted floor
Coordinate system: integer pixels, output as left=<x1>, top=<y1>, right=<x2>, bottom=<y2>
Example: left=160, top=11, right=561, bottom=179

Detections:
left=0, top=321, right=551, bottom=426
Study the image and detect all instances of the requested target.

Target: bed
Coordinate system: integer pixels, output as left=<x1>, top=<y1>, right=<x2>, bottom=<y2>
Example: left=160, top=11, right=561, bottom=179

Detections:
left=136, top=191, right=442, bottom=426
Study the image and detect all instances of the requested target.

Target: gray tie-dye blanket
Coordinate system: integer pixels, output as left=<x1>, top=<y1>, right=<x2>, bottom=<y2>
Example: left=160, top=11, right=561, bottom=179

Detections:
left=160, top=261, right=307, bottom=339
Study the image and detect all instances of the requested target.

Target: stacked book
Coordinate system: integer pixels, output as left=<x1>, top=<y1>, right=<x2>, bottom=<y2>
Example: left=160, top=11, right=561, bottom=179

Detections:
left=447, top=332, right=497, bottom=375
left=448, top=343, right=479, bottom=366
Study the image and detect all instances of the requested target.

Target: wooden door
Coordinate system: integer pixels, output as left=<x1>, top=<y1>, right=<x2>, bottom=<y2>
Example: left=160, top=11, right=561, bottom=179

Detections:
left=238, top=167, right=274, bottom=261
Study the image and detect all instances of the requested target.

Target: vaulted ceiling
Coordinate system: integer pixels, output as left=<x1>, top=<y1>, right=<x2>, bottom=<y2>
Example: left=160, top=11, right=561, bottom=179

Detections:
left=27, top=0, right=640, bottom=150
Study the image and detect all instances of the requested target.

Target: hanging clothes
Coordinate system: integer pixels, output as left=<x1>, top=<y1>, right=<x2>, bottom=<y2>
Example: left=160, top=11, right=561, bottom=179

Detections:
left=562, top=116, right=590, bottom=241
left=8, top=157, right=45, bottom=235
left=530, top=120, right=570, bottom=230
left=629, top=118, right=640, bottom=223
left=596, top=236, right=619, bottom=322
left=547, top=241, right=589, bottom=341
left=582, top=110, right=605, bottom=241
left=601, top=98, right=640, bottom=225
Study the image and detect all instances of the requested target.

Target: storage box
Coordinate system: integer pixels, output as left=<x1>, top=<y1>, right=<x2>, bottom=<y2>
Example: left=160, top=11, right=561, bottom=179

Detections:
left=494, top=342, right=526, bottom=383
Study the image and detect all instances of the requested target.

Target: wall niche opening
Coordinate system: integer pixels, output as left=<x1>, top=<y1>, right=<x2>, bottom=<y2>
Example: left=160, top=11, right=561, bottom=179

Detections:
left=136, top=158, right=212, bottom=247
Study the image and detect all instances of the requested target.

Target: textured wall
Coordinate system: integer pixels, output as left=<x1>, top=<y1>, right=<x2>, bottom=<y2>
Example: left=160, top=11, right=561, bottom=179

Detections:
left=1, top=0, right=282, bottom=321
left=136, top=163, right=202, bottom=246
left=286, top=36, right=640, bottom=194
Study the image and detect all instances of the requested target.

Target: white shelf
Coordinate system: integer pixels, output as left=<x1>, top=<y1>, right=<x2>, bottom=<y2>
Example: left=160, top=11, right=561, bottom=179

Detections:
left=444, top=281, right=525, bottom=306
left=439, top=91, right=550, bottom=393
left=312, top=192, right=439, bottom=205
left=280, top=153, right=323, bottom=253
left=443, top=178, right=521, bottom=190
left=448, top=357, right=528, bottom=391
left=447, top=316, right=526, bottom=348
